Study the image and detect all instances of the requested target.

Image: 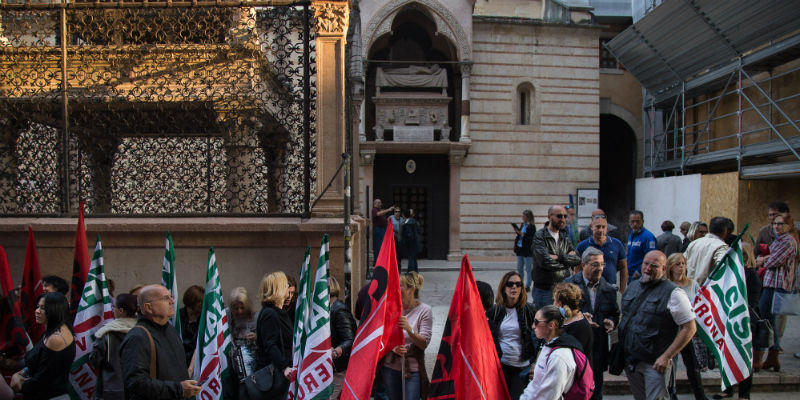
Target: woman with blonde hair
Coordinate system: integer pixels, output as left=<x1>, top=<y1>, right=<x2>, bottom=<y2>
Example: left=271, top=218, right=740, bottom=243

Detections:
left=381, top=272, right=433, bottom=400
left=552, top=283, right=593, bottom=364
left=253, top=271, right=293, bottom=398
left=227, top=287, right=257, bottom=347
left=666, top=253, right=706, bottom=400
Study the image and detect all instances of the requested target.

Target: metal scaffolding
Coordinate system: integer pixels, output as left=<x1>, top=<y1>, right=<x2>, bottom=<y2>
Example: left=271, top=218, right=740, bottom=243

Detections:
left=605, top=0, right=800, bottom=179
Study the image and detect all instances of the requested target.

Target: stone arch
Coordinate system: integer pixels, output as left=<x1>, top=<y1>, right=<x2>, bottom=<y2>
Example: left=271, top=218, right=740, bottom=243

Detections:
left=600, top=98, right=642, bottom=176
left=363, top=0, right=471, bottom=61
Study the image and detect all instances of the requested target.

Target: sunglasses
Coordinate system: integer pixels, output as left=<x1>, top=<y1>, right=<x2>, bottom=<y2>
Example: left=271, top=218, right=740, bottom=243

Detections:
left=552, top=214, right=568, bottom=219
left=592, top=214, right=607, bottom=220
left=533, top=318, right=549, bottom=326
left=505, top=281, right=523, bottom=288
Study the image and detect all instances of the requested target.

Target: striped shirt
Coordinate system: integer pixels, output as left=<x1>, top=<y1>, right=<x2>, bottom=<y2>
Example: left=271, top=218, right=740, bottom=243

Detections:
left=763, top=233, right=798, bottom=291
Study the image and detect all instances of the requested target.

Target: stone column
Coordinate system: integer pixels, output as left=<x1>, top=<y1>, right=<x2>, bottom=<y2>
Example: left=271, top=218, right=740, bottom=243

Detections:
left=447, top=149, right=466, bottom=260
left=312, top=0, right=349, bottom=217
left=359, top=148, right=375, bottom=216
left=459, top=62, right=473, bottom=143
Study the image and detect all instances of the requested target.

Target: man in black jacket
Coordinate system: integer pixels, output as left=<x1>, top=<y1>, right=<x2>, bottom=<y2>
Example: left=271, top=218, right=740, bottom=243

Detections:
left=532, top=205, right=581, bottom=308
left=564, top=247, right=620, bottom=399
left=121, top=285, right=201, bottom=399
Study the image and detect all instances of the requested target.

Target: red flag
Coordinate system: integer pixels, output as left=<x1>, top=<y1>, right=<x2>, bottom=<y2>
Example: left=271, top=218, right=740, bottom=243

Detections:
left=70, top=202, right=90, bottom=317
left=20, top=226, right=45, bottom=342
left=341, top=219, right=404, bottom=400
left=429, top=255, right=510, bottom=400
left=0, top=246, right=30, bottom=359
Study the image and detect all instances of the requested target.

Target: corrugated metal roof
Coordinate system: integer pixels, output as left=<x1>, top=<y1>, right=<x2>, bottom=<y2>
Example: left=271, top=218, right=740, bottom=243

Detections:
left=605, top=0, right=800, bottom=96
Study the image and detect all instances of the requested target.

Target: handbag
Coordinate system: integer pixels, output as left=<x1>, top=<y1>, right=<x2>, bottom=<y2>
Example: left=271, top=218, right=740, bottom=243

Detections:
left=751, top=309, right=774, bottom=349
left=243, top=310, right=289, bottom=400
left=607, top=342, right=625, bottom=376
left=771, top=289, right=800, bottom=315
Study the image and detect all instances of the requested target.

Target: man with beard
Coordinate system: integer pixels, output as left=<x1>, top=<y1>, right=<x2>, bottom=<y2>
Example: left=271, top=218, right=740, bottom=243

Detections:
left=563, top=247, right=619, bottom=399
left=619, top=250, right=696, bottom=400
left=532, top=205, right=581, bottom=308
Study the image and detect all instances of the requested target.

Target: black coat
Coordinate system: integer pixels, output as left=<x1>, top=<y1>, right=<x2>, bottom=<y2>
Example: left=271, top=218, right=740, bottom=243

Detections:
left=255, top=303, right=292, bottom=371
left=563, top=273, right=620, bottom=371
left=532, top=222, right=581, bottom=289
left=513, top=222, right=535, bottom=257
left=330, top=300, right=356, bottom=372
left=120, top=318, right=189, bottom=400
left=488, top=303, right=537, bottom=363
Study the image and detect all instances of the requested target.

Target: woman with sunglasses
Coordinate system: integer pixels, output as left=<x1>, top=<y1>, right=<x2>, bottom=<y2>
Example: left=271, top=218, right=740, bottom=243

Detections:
left=381, top=272, right=432, bottom=400
left=520, top=305, right=585, bottom=400
left=489, top=271, right=537, bottom=400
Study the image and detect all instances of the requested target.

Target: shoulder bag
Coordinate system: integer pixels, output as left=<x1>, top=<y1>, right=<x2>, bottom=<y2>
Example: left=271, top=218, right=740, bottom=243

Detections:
left=244, top=313, right=289, bottom=400
left=134, top=325, right=157, bottom=379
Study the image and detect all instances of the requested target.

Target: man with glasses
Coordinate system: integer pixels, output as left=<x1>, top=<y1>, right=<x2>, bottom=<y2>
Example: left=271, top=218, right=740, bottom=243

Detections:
left=532, top=205, right=581, bottom=308
left=619, top=250, right=696, bottom=400
left=576, top=214, right=628, bottom=293
left=121, top=285, right=201, bottom=399
left=755, top=201, right=793, bottom=256
left=564, top=247, right=619, bottom=399
left=626, top=210, right=657, bottom=283
left=579, top=209, right=621, bottom=242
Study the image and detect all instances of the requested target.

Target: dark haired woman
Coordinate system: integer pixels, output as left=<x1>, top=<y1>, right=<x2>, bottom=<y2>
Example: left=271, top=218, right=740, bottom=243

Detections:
left=489, top=271, right=536, bottom=400
left=89, top=293, right=138, bottom=399
left=513, top=210, right=536, bottom=292
left=520, top=305, right=584, bottom=400
left=10, top=292, right=76, bottom=399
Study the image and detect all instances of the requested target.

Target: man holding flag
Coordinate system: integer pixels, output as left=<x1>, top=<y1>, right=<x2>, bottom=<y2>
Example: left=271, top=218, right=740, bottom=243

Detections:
left=342, top=219, right=404, bottom=400
left=693, top=227, right=753, bottom=394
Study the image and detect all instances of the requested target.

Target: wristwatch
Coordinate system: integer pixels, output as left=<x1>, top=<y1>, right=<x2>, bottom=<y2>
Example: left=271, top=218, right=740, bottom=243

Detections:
left=409, top=328, right=415, bottom=335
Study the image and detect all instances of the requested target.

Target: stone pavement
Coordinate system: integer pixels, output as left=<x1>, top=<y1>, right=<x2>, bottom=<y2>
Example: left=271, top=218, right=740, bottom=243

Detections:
left=410, top=258, right=800, bottom=396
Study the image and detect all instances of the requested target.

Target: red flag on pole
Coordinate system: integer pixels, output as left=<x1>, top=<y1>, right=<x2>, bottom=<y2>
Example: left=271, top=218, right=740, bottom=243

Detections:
left=70, top=202, right=90, bottom=318
left=0, top=246, right=30, bottom=359
left=341, top=219, right=404, bottom=400
left=429, top=255, right=510, bottom=400
left=20, top=226, right=45, bottom=343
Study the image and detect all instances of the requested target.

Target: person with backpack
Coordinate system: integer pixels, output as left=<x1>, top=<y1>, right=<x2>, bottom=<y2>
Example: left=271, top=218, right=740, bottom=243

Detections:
left=520, top=305, right=594, bottom=400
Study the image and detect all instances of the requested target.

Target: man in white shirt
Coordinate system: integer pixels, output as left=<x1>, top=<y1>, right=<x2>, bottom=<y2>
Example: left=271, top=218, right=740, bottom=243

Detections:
left=684, top=216, right=733, bottom=284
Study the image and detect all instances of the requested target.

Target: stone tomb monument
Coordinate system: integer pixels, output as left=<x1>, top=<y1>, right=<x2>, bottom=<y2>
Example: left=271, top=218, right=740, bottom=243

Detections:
left=373, top=65, right=451, bottom=142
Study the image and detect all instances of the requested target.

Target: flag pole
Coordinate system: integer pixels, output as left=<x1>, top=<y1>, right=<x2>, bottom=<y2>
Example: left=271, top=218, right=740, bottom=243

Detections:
left=401, top=354, right=406, bottom=400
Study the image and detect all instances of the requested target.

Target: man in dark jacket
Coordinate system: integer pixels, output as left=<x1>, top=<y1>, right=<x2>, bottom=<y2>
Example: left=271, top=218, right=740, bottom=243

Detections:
left=121, top=285, right=200, bottom=399
left=532, top=205, right=581, bottom=308
left=564, top=247, right=620, bottom=399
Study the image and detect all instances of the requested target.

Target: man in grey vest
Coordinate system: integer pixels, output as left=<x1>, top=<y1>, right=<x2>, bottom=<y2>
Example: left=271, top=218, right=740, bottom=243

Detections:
left=619, top=250, right=696, bottom=400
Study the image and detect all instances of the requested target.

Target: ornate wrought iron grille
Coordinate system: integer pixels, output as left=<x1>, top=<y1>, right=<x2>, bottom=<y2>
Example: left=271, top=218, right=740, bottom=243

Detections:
left=0, top=1, right=316, bottom=216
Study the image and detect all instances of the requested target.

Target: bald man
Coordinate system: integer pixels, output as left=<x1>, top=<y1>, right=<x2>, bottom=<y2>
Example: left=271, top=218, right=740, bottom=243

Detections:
left=619, top=251, right=696, bottom=400
left=578, top=208, right=621, bottom=242
left=121, top=285, right=201, bottom=399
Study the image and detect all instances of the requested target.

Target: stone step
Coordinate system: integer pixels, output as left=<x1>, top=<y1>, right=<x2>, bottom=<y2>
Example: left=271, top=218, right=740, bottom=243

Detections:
left=602, top=369, right=800, bottom=395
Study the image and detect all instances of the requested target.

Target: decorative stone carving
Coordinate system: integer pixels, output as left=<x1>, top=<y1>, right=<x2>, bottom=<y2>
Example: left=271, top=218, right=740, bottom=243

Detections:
left=314, top=1, right=349, bottom=34
left=364, top=0, right=471, bottom=61
left=359, top=149, right=376, bottom=165
left=448, top=149, right=466, bottom=165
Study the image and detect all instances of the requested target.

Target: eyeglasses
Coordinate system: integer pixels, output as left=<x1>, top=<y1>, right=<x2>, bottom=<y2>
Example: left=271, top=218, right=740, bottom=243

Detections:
left=552, top=214, right=568, bottom=219
left=592, top=214, right=607, bottom=220
left=505, top=281, right=523, bottom=288
left=587, top=262, right=605, bottom=268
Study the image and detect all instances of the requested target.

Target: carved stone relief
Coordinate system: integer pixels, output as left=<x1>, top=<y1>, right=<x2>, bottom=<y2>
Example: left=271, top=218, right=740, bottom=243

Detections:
left=314, top=1, right=349, bottom=34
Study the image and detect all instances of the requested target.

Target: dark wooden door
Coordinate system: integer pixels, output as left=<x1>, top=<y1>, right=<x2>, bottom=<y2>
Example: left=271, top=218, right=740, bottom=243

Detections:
left=373, top=154, right=449, bottom=259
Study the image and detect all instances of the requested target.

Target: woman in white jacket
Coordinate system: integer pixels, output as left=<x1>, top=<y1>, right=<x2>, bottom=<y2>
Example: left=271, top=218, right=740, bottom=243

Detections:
left=521, top=305, right=582, bottom=400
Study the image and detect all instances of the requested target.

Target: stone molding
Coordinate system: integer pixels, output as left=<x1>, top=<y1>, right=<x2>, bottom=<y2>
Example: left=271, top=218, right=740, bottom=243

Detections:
left=363, top=0, right=471, bottom=60
left=359, top=148, right=377, bottom=165
left=448, top=149, right=466, bottom=165
left=314, top=1, right=349, bottom=35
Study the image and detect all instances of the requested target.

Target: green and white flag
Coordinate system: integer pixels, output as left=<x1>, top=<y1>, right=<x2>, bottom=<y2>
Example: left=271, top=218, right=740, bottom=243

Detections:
left=161, top=231, right=181, bottom=335
left=68, top=235, right=114, bottom=399
left=193, top=247, right=232, bottom=400
left=287, top=234, right=333, bottom=400
left=693, top=231, right=752, bottom=391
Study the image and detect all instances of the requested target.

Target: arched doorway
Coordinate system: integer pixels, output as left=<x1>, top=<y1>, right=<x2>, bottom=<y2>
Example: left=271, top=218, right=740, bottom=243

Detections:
left=599, top=114, right=636, bottom=236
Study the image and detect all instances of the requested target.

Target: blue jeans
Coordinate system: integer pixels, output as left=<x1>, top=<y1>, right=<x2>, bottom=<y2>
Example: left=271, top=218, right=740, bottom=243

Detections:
left=381, top=367, right=420, bottom=400
left=758, top=287, right=782, bottom=350
left=373, top=226, right=386, bottom=265
left=532, top=287, right=553, bottom=309
left=516, top=256, right=533, bottom=289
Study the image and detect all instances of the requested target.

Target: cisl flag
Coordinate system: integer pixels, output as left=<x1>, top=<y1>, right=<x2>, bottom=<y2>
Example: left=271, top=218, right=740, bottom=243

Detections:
left=429, top=255, right=509, bottom=400
left=161, top=231, right=181, bottom=335
left=342, top=220, right=404, bottom=400
left=193, top=248, right=232, bottom=400
left=287, top=234, right=334, bottom=400
left=694, top=230, right=752, bottom=391
left=68, top=236, right=114, bottom=399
